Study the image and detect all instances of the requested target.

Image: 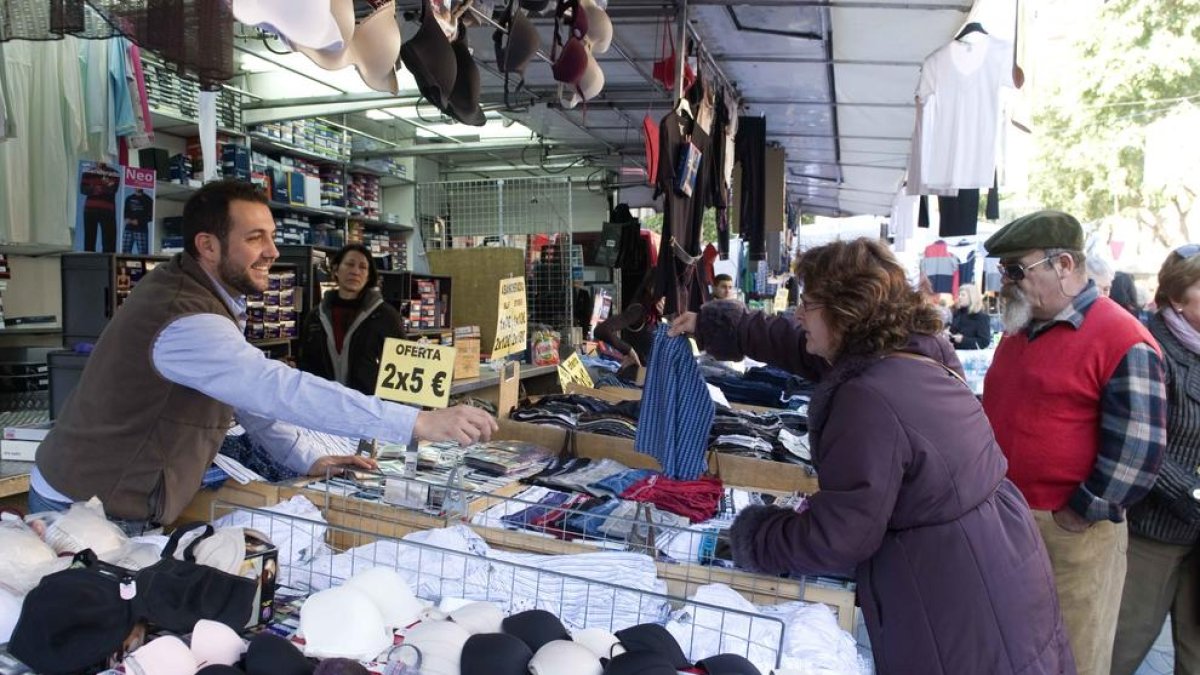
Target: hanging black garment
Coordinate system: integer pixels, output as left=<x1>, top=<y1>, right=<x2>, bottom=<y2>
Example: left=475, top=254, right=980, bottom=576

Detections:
left=735, top=116, right=766, bottom=261
left=938, top=189, right=980, bottom=237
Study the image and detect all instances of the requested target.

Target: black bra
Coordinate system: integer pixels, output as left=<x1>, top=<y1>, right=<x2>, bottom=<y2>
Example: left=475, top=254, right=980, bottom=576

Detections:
left=447, top=23, right=486, bottom=126
left=399, top=0, right=457, bottom=110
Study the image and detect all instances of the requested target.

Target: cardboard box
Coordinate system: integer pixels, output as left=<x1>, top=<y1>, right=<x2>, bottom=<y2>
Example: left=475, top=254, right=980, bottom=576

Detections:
left=454, top=336, right=481, bottom=380
left=242, top=530, right=279, bottom=627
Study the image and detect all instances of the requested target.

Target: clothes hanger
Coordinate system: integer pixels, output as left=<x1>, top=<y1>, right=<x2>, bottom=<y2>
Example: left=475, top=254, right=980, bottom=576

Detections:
left=955, top=21, right=987, bottom=40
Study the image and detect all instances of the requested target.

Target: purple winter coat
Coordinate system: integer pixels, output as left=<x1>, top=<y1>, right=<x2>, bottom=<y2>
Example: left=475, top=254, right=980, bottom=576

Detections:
left=697, top=301, right=1074, bottom=675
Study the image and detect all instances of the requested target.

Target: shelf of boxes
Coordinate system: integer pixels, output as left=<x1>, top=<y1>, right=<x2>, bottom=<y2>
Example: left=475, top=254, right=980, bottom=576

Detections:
left=245, top=268, right=299, bottom=343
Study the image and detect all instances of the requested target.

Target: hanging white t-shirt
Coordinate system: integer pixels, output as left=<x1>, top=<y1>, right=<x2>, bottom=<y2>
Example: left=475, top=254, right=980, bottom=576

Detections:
left=889, top=190, right=919, bottom=253
left=909, top=35, right=1014, bottom=192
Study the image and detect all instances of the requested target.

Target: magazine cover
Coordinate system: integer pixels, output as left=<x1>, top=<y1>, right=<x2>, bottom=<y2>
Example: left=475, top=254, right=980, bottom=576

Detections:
left=118, top=166, right=157, bottom=254
left=74, top=161, right=122, bottom=252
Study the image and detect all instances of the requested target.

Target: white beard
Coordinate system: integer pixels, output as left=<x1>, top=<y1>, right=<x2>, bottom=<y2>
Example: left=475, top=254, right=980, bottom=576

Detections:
left=1000, top=286, right=1033, bottom=334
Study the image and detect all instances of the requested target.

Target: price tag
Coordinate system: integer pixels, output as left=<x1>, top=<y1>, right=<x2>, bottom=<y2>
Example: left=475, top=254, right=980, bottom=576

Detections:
left=374, top=338, right=457, bottom=408
left=774, top=285, right=789, bottom=312
left=557, top=351, right=594, bottom=391
left=492, top=277, right=528, bottom=359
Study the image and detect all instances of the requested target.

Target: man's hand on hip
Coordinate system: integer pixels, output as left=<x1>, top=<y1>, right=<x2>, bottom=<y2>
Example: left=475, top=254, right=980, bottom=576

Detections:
left=1052, top=507, right=1093, bottom=533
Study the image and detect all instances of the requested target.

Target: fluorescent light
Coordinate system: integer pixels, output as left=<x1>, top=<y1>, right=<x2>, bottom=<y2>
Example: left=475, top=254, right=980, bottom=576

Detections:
left=365, top=110, right=393, bottom=121
left=239, top=53, right=276, bottom=73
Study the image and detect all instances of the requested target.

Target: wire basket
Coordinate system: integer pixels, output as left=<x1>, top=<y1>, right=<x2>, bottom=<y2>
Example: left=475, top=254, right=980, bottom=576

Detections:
left=211, top=500, right=796, bottom=670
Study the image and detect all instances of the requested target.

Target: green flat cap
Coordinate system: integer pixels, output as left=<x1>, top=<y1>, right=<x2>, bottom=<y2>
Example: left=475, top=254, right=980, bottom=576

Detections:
left=984, top=210, right=1083, bottom=256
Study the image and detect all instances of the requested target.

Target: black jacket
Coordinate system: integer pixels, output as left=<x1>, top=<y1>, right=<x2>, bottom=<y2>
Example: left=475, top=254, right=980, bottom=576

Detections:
left=950, top=308, right=993, bottom=350
left=298, top=288, right=403, bottom=395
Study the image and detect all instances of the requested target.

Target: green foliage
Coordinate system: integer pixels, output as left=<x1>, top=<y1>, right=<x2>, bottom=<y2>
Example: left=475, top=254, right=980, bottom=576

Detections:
left=639, top=208, right=718, bottom=246
left=1031, top=0, right=1200, bottom=243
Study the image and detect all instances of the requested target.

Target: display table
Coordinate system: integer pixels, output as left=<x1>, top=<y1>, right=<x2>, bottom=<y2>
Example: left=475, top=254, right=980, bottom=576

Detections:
left=0, top=459, right=32, bottom=501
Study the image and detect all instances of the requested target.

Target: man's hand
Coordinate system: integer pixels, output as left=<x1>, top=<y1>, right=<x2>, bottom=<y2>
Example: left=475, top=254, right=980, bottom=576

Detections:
left=307, top=454, right=378, bottom=477
left=951, top=333, right=963, bottom=344
left=414, top=405, right=499, bottom=446
left=669, top=312, right=698, bottom=338
left=1052, top=507, right=1092, bottom=533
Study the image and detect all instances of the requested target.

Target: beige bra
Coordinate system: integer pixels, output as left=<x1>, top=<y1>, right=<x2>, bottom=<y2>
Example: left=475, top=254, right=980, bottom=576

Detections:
left=291, top=0, right=402, bottom=94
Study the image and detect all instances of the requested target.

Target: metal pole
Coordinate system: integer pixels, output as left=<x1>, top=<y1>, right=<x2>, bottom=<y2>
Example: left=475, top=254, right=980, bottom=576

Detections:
left=676, top=0, right=689, bottom=103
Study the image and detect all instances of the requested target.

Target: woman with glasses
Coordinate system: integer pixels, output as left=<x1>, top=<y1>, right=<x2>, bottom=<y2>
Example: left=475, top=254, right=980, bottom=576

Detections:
left=950, top=283, right=993, bottom=349
left=298, top=243, right=403, bottom=395
left=669, top=237, right=1073, bottom=675
left=1111, top=246, right=1200, bottom=674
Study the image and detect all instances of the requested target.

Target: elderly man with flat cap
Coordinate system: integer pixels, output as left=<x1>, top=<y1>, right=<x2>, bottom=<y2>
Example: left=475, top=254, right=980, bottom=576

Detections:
left=981, top=210, right=1166, bottom=675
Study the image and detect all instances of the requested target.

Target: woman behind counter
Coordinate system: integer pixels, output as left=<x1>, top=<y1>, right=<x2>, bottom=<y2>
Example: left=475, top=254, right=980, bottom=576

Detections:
left=669, top=238, right=1073, bottom=674
left=299, top=243, right=403, bottom=395
left=950, top=283, right=993, bottom=349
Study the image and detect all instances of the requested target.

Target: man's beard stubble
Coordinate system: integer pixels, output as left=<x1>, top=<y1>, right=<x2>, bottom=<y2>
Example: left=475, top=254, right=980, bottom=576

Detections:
left=218, top=255, right=264, bottom=296
left=1000, top=285, right=1033, bottom=334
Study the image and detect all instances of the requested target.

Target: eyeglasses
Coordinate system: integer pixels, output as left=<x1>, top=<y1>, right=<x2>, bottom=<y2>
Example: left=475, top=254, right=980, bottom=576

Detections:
left=1176, top=244, right=1200, bottom=259
left=998, top=255, right=1054, bottom=282
left=798, top=297, right=825, bottom=314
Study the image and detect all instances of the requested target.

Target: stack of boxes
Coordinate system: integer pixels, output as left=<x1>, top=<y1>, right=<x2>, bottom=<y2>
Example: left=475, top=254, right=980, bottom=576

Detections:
left=318, top=166, right=346, bottom=210
left=406, top=278, right=443, bottom=332
left=274, top=213, right=314, bottom=246
left=347, top=173, right=381, bottom=217
left=141, top=53, right=242, bottom=130
left=247, top=121, right=349, bottom=162
left=245, top=270, right=297, bottom=342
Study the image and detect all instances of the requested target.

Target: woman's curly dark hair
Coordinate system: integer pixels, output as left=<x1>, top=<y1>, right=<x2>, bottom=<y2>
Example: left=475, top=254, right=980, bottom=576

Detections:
left=795, top=237, right=942, bottom=358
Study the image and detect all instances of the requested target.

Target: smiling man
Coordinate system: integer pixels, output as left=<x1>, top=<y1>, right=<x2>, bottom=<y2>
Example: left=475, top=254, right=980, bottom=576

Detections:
left=32, top=181, right=496, bottom=531
left=981, top=210, right=1167, bottom=675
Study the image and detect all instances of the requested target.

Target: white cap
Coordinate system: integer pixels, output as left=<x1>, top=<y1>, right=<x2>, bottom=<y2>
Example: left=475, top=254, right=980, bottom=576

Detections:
left=529, top=640, right=603, bottom=675
left=190, top=527, right=246, bottom=575
left=0, top=521, right=57, bottom=593
left=402, top=620, right=470, bottom=675
left=571, top=628, right=626, bottom=660
left=344, top=566, right=426, bottom=631
left=124, top=636, right=198, bottom=675
left=0, top=587, right=21, bottom=644
left=300, top=586, right=393, bottom=661
left=449, top=601, right=505, bottom=635
left=190, top=619, right=248, bottom=668
left=41, top=497, right=128, bottom=556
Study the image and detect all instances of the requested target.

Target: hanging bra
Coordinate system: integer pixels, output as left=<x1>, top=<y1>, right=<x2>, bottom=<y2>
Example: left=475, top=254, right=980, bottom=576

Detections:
left=551, top=0, right=590, bottom=87
left=291, top=0, right=401, bottom=94
left=579, top=0, right=611, bottom=54
left=233, top=0, right=345, bottom=50
left=401, top=0, right=458, bottom=111
left=447, top=22, right=487, bottom=126
left=560, top=48, right=604, bottom=109
left=494, top=1, right=541, bottom=79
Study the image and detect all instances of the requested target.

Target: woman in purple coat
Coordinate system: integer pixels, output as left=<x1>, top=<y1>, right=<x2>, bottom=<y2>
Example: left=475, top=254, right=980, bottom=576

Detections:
left=670, top=238, right=1074, bottom=675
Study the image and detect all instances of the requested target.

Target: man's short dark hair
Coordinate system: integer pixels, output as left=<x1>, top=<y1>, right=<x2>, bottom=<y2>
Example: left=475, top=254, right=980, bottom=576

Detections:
left=182, top=180, right=269, bottom=257
left=714, top=274, right=733, bottom=284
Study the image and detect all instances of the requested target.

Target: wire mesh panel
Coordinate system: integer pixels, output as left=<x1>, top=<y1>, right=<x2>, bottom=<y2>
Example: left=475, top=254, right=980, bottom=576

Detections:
left=211, top=501, right=793, bottom=670
left=292, top=471, right=858, bottom=635
left=416, top=178, right=575, bottom=335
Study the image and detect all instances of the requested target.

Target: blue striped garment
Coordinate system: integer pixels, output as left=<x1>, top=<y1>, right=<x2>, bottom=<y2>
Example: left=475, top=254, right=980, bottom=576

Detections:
left=636, top=325, right=716, bottom=480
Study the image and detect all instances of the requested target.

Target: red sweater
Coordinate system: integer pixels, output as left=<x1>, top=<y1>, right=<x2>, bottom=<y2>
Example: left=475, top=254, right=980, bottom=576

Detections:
left=983, top=298, right=1158, bottom=510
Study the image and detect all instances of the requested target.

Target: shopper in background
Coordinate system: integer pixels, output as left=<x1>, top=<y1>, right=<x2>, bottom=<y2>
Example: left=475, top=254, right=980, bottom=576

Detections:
left=982, top=210, right=1166, bottom=675
left=1111, top=271, right=1149, bottom=323
left=31, top=181, right=497, bottom=533
left=298, top=243, right=403, bottom=396
left=1086, top=255, right=1114, bottom=297
left=711, top=273, right=735, bottom=301
left=594, top=272, right=664, bottom=376
left=669, top=238, right=1073, bottom=674
left=1111, top=245, right=1200, bottom=675
left=949, top=283, right=993, bottom=349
